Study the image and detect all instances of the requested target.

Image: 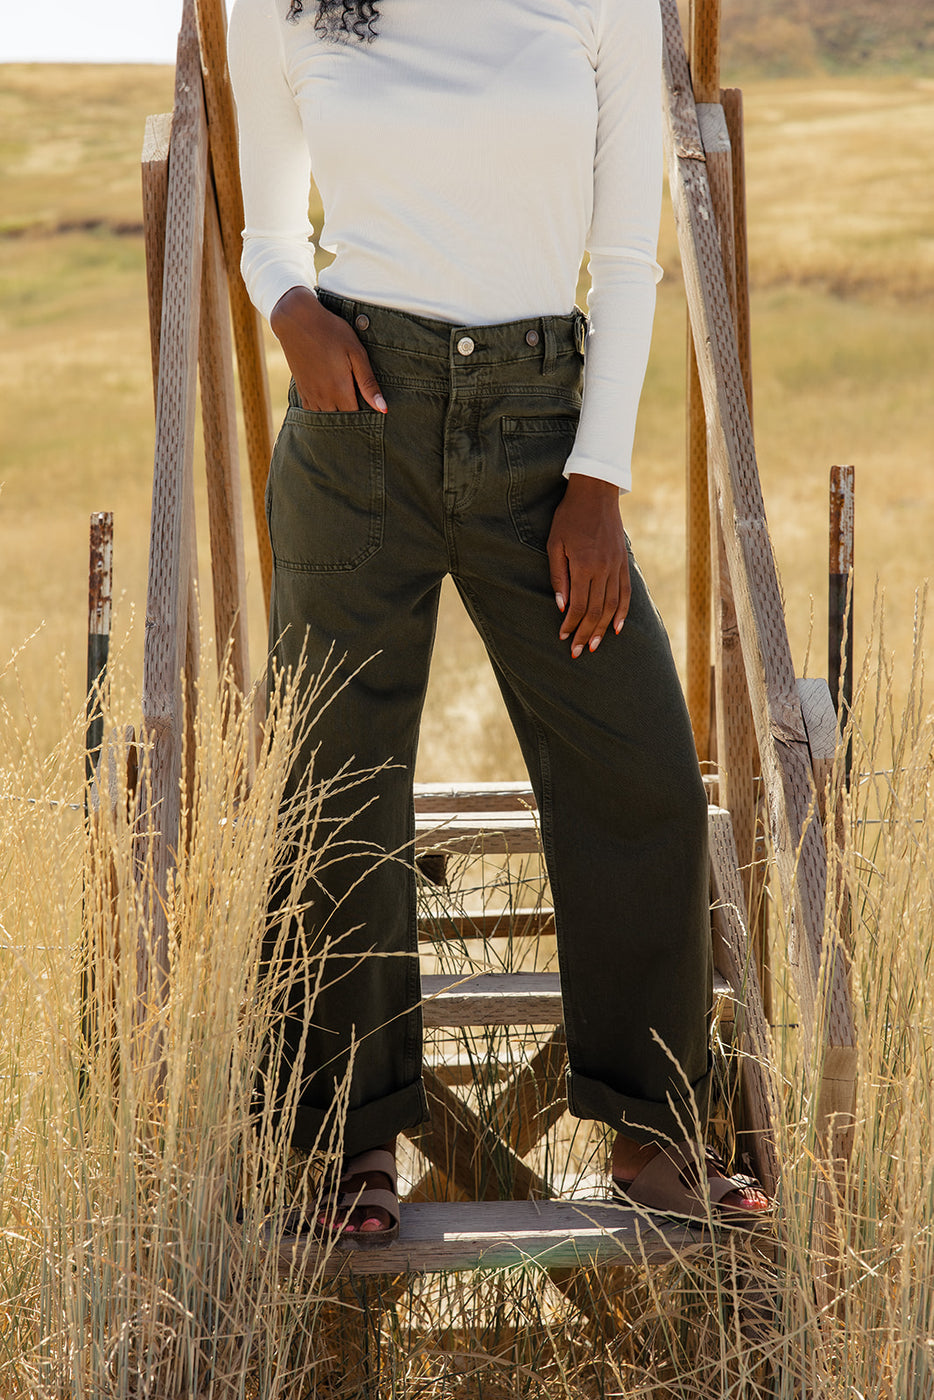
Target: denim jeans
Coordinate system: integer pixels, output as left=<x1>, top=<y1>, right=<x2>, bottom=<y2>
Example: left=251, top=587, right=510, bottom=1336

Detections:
left=264, top=290, right=712, bottom=1159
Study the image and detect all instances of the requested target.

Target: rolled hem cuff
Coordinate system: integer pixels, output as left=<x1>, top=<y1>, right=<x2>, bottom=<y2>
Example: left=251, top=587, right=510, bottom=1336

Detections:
left=291, top=1079, right=430, bottom=1159
left=566, top=1062, right=713, bottom=1147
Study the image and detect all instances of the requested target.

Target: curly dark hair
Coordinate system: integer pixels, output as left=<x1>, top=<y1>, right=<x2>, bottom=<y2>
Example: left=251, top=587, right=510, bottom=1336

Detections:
left=286, top=0, right=380, bottom=41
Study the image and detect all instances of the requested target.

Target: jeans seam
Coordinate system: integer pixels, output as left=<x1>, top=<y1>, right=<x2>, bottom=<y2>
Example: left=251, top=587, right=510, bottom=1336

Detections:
left=451, top=579, right=581, bottom=1078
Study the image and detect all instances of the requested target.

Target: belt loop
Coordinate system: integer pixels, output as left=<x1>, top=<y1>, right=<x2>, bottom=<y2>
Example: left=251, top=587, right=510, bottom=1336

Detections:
left=542, top=318, right=557, bottom=376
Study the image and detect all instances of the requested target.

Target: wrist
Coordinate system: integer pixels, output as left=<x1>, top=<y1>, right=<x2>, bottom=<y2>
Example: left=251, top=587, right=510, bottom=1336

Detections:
left=269, top=284, right=319, bottom=335
left=564, top=472, right=620, bottom=502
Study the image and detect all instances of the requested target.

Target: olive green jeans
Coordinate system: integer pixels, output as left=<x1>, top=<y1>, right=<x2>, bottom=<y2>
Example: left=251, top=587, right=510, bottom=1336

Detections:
left=263, top=290, right=712, bottom=1160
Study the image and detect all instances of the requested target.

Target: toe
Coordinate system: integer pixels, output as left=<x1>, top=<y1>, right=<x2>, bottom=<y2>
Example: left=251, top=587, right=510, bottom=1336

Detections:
left=722, top=1185, right=770, bottom=1212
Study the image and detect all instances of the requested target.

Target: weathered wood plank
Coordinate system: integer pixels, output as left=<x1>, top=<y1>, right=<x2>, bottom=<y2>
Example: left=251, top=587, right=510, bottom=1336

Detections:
left=491, top=1028, right=569, bottom=1158
left=660, top=0, right=856, bottom=1084
left=796, top=678, right=838, bottom=827
left=415, top=782, right=537, bottom=813
left=698, top=100, right=758, bottom=918
left=199, top=174, right=251, bottom=700
left=277, top=1199, right=720, bottom=1277
left=421, top=971, right=733, bottom=1029
left=686, top=326, right=712, bottom=763
left=707, top=807, right=780, bottom=1196
left=138, top=1, right=207, bottom=1038
left=194, top=0, right=275, bottom=610
left=690, top=0, right=722, bottom=103
left=684, top=7, right=721, bottom=764
left=722, top=88, right=754, bottom=422
left=418, top=908, right=555, bottom=942
left=416, top=1067, right=547, bottom=1203
left=421, top=973, right=562, bottom=1027
left=141, top=111, right=172, bottom=408
left=415, top=811, right=541, bottom=855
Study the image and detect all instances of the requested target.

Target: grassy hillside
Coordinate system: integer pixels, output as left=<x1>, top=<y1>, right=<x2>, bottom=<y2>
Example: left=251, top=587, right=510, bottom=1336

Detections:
left=721, top=0, right=934, bottom=76
left=1, top=63, right=933, bottom=774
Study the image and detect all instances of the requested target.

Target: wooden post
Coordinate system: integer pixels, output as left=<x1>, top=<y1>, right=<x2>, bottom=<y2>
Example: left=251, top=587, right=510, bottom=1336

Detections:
left=142, top=112, right=172, bottom=405
left=691, top=80, right=760, bottom=930
left=194, top=0, right=275, bottom=613
left=722, top=89, right=754, bottom=420
left=721, top=83, right=770, bottom=1016
left=659, top=0, right=856, bottom=1117
left=199, top=170, right=252, bottom=703
left=684, top=0, right=721, bottom=764
left=137, top=0, right=208, bottom=1052
left=707, top=807, right=780, bottom=1196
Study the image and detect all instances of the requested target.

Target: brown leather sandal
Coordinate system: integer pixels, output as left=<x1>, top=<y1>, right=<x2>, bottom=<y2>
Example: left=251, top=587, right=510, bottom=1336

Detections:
left=325, top=1148, right=400, bottom=1251
left=611, top=1144, right=773, bottom=1228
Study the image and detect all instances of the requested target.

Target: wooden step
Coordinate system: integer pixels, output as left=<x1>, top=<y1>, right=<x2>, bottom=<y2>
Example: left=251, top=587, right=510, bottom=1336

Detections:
left=416, top=809, right=540, bottom=855
left=415, top=782, right=537, bottom=813
left=278, top=1198, right=711, bottom=1276
left=415, top=798, right=728, bottom=856
left=421, top=971, right=733, bottom=1027
left=416, top=778, right=720, bottom=811
left=418, top=908, right=555, bottom=941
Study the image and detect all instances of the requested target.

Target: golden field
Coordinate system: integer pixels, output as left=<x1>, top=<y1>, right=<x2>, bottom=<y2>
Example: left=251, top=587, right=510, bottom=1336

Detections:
left=1, top=64, right=933, bottom=773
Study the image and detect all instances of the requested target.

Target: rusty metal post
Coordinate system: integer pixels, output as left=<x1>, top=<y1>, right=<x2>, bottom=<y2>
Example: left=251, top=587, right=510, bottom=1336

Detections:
left=829, top=465, right=855, bottom=783
left=86, top=512, right=114, bottom=790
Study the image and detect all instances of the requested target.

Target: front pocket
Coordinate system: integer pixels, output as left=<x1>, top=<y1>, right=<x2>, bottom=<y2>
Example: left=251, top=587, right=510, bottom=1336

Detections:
left=501, top=415, right=580, bottom=554
left=268, top=407, right=385, bottom=572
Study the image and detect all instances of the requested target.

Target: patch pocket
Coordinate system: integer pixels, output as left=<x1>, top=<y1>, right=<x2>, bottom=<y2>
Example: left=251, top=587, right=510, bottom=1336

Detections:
left=501, top=415, right=579, bottom=554
left=268, top=407, right=385, bottom=572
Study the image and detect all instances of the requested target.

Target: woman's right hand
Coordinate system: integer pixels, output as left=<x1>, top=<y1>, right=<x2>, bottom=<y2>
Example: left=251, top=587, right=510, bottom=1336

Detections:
left=269, top=286, right=387, bottom=414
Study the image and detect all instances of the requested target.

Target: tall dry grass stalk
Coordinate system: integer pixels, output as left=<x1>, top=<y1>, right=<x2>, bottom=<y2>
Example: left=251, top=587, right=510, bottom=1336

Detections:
left=0, top=642, right=365, bottom=1398
left=1, top=594, right=933, bottom=1398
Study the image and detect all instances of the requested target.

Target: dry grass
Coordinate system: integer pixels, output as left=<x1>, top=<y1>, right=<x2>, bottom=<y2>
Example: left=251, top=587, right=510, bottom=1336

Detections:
left=1, top=605, right=933, bottom=1397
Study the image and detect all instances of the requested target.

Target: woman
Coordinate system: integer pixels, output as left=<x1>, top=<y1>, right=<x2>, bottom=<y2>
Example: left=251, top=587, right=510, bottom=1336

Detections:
left=228, top=0, right=770, bottom=1245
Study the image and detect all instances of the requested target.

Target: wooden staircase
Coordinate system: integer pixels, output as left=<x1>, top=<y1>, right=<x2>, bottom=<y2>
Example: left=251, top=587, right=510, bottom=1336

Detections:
left=267, top=783, right=779, bottom=1277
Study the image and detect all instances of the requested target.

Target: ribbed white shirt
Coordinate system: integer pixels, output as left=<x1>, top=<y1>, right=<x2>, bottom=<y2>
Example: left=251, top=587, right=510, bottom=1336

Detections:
left=228, top=0, right=664, bottom=491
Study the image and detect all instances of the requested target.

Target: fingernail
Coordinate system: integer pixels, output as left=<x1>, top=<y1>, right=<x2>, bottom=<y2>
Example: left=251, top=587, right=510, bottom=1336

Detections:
left=589, top=635, right=602, bottom=653
left=571, top=643, right=583, bottom=659
left=559, top=630, right=569, bottom=641
left=555, top=593, right=565, bottom=612
left=374, top=394, right=388, bottom=413
left=614, top=619, right=625, bottom=634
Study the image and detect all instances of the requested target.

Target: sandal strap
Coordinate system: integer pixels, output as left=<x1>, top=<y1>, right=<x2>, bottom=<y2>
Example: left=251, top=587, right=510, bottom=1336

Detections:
left=339, top=1148, right=398, bottom=1193
left=336, top=1186, right=400, bottom=1228
left=618, top=1144, right=768, bottom=1219
left=619, top=1145, right=707, bottom=1219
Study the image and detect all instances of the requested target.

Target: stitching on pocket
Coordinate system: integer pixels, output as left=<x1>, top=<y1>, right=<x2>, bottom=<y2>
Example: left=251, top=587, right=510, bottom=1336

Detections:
left=269, top=411, right=385, bottom=573
left=501, top=416, right=579, bottom=555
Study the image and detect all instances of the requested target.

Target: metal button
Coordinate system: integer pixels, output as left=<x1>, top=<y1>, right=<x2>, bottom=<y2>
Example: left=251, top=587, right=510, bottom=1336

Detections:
left=355, top=313, right=370, bottom=331
left=525, top=329, right=540, bottom=347
left=456, top=336, right=475, bottom=357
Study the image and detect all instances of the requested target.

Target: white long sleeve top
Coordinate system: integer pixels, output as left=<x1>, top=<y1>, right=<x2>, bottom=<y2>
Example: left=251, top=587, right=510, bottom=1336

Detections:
left=227, top=0, right=663, bottom=491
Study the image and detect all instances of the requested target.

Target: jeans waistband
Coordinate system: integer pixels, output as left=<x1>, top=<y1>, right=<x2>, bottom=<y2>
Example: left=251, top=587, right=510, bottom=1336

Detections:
left=315, top=288, right=586, bottom=372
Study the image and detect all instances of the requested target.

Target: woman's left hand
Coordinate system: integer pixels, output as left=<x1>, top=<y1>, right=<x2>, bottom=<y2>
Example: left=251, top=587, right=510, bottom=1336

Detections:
left=546, top=474, right=631, bottom=657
